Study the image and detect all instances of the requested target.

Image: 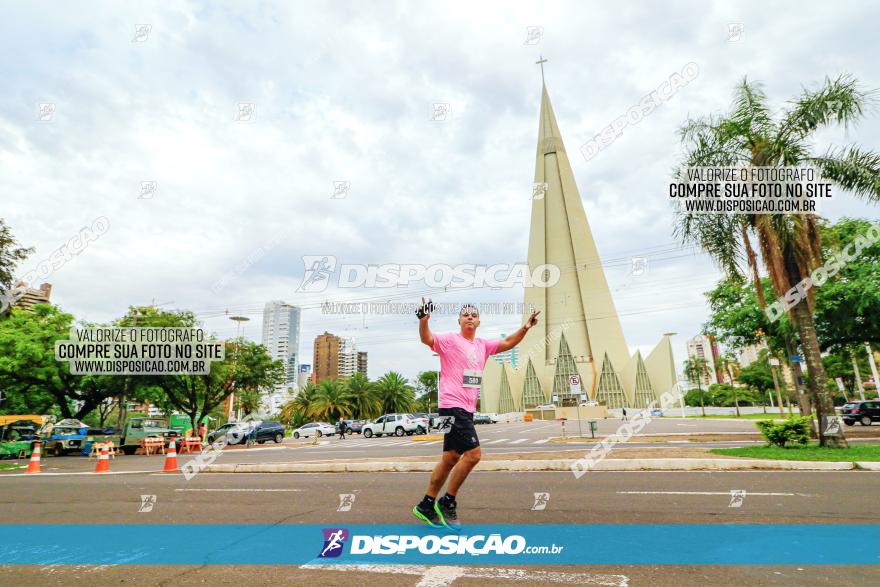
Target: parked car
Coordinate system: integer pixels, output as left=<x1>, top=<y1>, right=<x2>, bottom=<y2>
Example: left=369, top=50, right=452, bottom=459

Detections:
left=473, top=413, right=492, bottom=425
left=43, top=419, right=89, bottom=456
left=485, top=413, right=500, bottom=423
left=535, top=404, right=556, bottom=409
left=406, top=413, right=429, bottom=434
left=362, top=414, right=421, bottom=437
left=346, top=420, right=366, bottom=434
left=841, top=401, right=880, bottom=426
left=650, top=408, right=664, bottom=417
left=291, top=422, right=336, bottom=439
left=206, top=422, right=251, bottom=445
left=251, top=421, right=286, bottom=444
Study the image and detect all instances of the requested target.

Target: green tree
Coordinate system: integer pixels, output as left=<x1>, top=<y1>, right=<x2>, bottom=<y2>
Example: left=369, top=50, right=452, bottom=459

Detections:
left=0, top=304, right=115, bottom=419
left=309, top=379, right=353, bottom=422
left=154, top=338, right=283, bottom=439
left=343, top=372, right=380, bottom=419
left=374, top=371, right=416, bottom=414
left=414, top=370, right=439, bottom=412
left=675, top=75, right=880, bottom=447
left=0, top=218, right=33, bottom=294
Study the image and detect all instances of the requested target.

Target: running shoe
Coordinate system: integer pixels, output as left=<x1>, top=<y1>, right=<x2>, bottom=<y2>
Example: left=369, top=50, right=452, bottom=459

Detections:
left=434, top=498, right=461, bottom=532
left=412, top=502, right=442, bottom=528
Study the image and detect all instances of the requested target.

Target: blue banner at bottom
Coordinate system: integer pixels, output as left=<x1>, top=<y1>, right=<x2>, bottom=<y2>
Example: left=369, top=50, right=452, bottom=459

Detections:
left=1, top=524, right=877, bottom=565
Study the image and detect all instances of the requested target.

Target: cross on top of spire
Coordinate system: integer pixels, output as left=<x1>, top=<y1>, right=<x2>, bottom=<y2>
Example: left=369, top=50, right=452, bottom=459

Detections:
left=535, top=55, right=548, bottom=84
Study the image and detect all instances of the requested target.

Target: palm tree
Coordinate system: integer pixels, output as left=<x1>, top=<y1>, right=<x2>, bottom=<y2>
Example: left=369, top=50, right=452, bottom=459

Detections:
left=309, top=379, right=354, bottom=422
left=279, top=381, right=317, bottom=427
left=716, top=354, right=741, bottom=416
left=374, top=371, right=416, bottom=414
left=343, top=372, right=380, bottom=420
left=675, top=75, right=880, bottom=447
left=684, top=357, right=710, bottom=416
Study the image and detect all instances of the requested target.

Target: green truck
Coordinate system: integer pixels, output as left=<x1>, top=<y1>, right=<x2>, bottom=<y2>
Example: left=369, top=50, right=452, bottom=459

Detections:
left=119, top=417, right=182, bottom=455
left=168, top=414, right=210, bottom=437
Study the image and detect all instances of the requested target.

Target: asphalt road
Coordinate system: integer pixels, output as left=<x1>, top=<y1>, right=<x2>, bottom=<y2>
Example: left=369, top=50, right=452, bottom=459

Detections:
left=1, top=469, right=878, bottom=585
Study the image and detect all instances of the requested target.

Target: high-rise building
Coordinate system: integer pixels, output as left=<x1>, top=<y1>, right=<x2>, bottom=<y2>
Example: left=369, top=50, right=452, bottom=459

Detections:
left=480, top=79, right=677, bottom=413
left=297, top=364, right=312, bottom=389
left=314, top=332, right=342, bottom=383
left=261, top=301, right=301, bottom=413
left=261, top=301, right=301, bottom=386
left=338, top=337, right=359, bottom=378
left=357, top=351, right=368, bottom=377
left=9, top=281, right=52, bottom=311
left=686, top=334, right=720, bottom=387
left=493, top=333, right=519, bottom=368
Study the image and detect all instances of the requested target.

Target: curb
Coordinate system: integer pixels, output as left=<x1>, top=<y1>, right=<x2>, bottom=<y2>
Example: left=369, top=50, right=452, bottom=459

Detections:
left=204, top=458, right=856, bottom=474
left=855, top=461, right=880, bottom=470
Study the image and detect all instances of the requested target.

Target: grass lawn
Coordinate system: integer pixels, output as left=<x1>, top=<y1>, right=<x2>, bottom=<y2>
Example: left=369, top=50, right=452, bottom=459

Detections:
left=0, top=462, right=24, bottom=471
left=711, top=444, right=880, bottom=461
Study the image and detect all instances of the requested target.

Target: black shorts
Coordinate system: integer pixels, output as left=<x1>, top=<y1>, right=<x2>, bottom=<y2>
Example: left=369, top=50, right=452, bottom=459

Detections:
left=438, top=407, right=479, bottom=454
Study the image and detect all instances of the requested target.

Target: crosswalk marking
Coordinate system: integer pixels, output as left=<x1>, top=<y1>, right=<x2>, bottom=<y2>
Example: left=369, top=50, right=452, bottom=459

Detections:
left=533, top=439, right=550, bottom=444
left=485, top=438, right=509, bottom=444
left=509, top=439, right=528, bottom=444
left=421, top=440, right=441, bottom=445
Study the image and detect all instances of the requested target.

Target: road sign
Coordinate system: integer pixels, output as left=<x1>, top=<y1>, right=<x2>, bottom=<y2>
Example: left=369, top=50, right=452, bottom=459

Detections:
left=769, top=358, right=780, bottom=366
left=568, top=374, right=582, bottom=394
left=790, top=355, right=803, bottom=362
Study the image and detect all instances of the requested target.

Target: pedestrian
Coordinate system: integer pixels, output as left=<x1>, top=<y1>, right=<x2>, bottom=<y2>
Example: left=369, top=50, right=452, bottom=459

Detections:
left=622, top=407, right=628, bottom=421
left=336, top=416, right=346, bottom=440
left=411, top=300, right=540, bottom=530
left=199, top=422, right=207, bottom=442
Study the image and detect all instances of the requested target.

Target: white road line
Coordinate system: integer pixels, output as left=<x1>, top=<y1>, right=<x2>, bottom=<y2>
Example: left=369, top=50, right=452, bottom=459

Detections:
left=421, top=440, right=441, bottom=445
left=617, top=491, right=815, bottom=496
left=533, top=439, right=550, bottom=444
left=174, top=488, right=303, bottom=492
left=486, top=438, right=509, bottom=444
left=509, top=438, right=528, bottom=444
left=300, top=564, right=628, bottom=586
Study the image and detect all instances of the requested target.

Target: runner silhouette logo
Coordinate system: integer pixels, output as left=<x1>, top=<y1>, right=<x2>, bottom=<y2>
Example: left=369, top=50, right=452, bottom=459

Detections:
left=318, top=528, right=349, bottom=558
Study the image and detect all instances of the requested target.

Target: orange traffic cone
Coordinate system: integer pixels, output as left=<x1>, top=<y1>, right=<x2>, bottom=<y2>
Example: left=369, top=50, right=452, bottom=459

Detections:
left=163, top=440, right=178, bottom=473
left=25, top=441, right=42, bottom=474
left=94, top=444, right=111, bottom=473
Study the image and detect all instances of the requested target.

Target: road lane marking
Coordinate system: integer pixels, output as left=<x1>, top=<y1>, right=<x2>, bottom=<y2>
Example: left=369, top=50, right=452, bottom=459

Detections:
left=174, top=488, right=303, bottom=492
left=510, top=439, right=528, bottom=444
left=533, top=439, right=550, bottom=444
left=617, top=491, right=815, bottom=496
left=486, top=439, right=509, bottom=444
left=300, top=564, right=628, bottom=585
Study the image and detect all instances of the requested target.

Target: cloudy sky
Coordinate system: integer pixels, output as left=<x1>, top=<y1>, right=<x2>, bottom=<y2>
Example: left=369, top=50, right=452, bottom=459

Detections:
left=3, top=0, right=879, bottom=381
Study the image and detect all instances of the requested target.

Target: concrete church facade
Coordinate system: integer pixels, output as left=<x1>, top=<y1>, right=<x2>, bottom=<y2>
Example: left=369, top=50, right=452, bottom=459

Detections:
left=479, top=83, right=678, bottom=414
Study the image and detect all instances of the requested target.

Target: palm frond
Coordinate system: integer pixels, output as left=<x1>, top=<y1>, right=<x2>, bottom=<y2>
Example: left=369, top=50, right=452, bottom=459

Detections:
left=805, top=145, right=880, bottom=202
left=778, top=73, right=876, bottom=141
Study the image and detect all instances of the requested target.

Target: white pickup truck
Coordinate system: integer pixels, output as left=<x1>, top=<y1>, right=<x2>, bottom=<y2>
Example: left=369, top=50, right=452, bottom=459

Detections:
left=362, top=413, right=424, bottom=437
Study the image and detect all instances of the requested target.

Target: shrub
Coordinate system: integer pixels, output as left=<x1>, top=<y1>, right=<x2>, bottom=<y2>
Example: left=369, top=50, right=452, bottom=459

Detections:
left=754, top=416, right=811, bottom=447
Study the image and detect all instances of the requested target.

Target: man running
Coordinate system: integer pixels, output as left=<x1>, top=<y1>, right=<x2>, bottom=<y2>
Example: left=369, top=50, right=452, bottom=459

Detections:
left=412, top=299, right=540, bottom=530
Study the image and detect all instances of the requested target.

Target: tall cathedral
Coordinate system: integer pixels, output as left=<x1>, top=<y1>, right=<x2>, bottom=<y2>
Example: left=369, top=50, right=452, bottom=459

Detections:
left=479, top=81, right=677, bottom=413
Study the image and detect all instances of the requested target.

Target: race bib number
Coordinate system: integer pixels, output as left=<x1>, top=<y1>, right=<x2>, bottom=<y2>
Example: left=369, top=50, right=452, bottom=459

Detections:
left=463, top=369, right=482, bottom=389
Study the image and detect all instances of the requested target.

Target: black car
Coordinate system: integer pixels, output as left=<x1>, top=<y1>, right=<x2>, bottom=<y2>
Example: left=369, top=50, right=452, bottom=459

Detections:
left=207, top=421, right=286, bottom=444
left=841, top=401, right=880, bottom=426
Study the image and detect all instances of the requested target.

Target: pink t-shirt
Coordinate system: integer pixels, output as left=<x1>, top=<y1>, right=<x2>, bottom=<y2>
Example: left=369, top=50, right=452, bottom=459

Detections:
left=432, top=332, right=501, bottom=413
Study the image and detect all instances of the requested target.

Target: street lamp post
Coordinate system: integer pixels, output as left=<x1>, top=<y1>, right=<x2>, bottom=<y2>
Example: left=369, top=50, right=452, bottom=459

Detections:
left=228, top=315, right=250, bottom=422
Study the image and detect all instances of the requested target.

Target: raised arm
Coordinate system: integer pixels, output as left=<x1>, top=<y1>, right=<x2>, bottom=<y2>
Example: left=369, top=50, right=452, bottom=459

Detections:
left=496, top=309, right=541, bottom=353
left=417, top=297, right=435, bottom=349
